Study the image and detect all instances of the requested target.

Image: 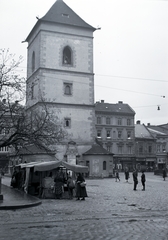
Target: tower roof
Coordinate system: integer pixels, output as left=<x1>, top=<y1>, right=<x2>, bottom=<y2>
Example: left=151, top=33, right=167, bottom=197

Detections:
left=26, top=0, right=96, bottom=41
left=41, top=0, right=95, bottom=29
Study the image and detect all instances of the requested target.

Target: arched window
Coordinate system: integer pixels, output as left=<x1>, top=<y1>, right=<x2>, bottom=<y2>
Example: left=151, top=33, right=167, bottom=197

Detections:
left=103, top=161, right=106, bottom=170
left=32, top=51, right=35, bottom=72
left=63, top=46, right=72, bottom=65
left=65, top=85, right=71, bottom=95
left=64, top=83, right=72, bottom=95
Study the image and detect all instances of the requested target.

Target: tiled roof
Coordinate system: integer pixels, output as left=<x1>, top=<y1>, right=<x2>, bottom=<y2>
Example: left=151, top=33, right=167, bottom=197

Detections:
left=40, top=0, right=96, bottom=30
left=95, top=102, right=135, bottom=115
left=147, top=127, right=166, bottom=136
left=15, top=145, right=55, bottom=155
left=147, top=125, right=168, bottom=135
left=135, top=124, right=154, bottom=139
left=83, top=144, right=114, bottom=155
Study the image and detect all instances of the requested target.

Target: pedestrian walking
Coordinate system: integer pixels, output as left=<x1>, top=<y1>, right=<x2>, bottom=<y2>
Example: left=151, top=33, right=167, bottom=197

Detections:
left=76, top=173, right=87, bottom=201
left=141, top=171, right=146, bottom=191
left=125, top=168, right=129, bottom=182
left=115, top=170, right=120, bottom=182
left=162, top=168, right=167, bottom=181
left=132, top=169, right=138, bottom=191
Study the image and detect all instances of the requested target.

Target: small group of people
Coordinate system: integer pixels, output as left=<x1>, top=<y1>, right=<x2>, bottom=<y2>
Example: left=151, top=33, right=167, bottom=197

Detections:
left=132, top=169, right=146, bottom=191
left=115, top=168, right=146, bottom=191
left=53, top=168, right=87, bottom=201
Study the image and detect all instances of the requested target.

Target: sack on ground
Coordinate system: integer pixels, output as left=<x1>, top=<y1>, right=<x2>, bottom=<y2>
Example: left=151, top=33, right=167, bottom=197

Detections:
left=80, top=182, right=86, bottom=187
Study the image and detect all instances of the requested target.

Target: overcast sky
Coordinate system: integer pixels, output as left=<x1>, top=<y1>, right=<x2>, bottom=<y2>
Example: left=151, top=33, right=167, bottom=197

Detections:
left=0, top=0, right=168, bottom=125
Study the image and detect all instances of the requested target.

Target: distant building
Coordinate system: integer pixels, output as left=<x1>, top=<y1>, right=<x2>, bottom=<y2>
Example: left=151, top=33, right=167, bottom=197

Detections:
left=146, top=123, right=168, bottom=170
left=83, top=143, right=114, bottom=178
left=95, top=100, right=135, bottom=171
left=135, top=121, right=156, bottom=171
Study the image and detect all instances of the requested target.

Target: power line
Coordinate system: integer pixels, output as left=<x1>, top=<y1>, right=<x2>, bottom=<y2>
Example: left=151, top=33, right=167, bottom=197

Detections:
left=2, top=64, right=168, bottom=83
left=1, top=66, right=167, bottom=97
left=95, top=73, right=168, bottom=83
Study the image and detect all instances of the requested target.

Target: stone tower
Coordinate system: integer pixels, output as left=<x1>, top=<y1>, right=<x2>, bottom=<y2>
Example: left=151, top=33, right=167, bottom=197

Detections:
left=25, top=0, right=96, bottom=163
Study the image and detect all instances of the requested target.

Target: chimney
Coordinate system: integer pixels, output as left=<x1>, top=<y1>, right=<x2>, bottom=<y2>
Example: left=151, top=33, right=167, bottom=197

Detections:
left=101, top=100, right=104, bottom=103
left=147, top=123, right=150, bottom=126
left=136, top=120, right=141, bottom=124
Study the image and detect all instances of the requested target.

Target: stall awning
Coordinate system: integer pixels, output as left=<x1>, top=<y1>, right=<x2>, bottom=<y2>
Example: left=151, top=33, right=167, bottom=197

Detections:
left=18, top=160, right=89, bottom=173
left=62, top=161, right=89, bottom=173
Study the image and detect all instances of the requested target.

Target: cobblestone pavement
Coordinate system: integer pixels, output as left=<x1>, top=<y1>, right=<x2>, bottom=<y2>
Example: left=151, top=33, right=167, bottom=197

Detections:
left=0, top=173, right=168, bottom=240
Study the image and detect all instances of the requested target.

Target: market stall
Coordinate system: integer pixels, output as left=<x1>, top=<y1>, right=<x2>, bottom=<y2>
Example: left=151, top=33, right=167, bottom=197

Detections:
left=16, top=160, right=88, bottom=199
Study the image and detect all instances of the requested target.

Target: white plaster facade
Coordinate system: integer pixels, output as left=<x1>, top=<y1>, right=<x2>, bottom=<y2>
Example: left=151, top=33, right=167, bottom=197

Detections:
left=25, top=0, right=96, bottom=162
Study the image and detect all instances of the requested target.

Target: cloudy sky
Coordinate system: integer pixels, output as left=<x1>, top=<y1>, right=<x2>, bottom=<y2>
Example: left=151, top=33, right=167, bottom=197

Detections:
left=0, top=0, right=168, bottom=125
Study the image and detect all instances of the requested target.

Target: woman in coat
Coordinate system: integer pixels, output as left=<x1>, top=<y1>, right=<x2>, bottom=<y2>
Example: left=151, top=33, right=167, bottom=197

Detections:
left=54, top=168, right=64, bottom=199
left=76, top=173, right=87, bottom=201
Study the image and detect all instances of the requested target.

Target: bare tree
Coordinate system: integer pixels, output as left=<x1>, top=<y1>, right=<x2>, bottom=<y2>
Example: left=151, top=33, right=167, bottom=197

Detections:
left=0, top=49, right=67, bottom=154
left=0, top=48, right=25, bottom=102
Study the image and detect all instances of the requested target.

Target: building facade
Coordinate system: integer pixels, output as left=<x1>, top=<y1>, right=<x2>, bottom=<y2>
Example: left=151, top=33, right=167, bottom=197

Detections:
left=135, top=121, right=156, bottom=171
left=95, top=100, right=136, bottom=171
left=147, top=123, right=168, bottom=170
left=25, top=0, right=96, bottom=164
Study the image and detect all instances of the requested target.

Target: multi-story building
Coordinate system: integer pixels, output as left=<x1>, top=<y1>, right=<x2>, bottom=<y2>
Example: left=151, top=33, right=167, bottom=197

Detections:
left=25, top=0, right=96, bottom=164
left=147, top=123, right=168, bottom=170
left=95, top=100, right=135, bottom=171
left=135, top=121, right=156, bottom=171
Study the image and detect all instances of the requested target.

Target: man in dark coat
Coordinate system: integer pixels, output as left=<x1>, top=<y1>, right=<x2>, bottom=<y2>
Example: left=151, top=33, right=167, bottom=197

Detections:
left=163, top=168, right=167, bottom=181
left=132, top=169, right=138, bottom=191
left=141, top=171, right=146, bottom=191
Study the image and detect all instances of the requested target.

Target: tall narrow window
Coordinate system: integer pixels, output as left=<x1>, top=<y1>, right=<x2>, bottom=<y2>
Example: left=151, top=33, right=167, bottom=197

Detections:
left=106, top=130, right=111, bottom=138
left=118, top=131, right=122, bottom=138
left=32, top=51, right=35, bottom=72
left=103, top=161, right=106, bottom=170
left=97, top=130, right=101, bottom=138
left=127, top=131, right=131, bottom=139
left=106, top=117, right=110, bottom=125
left=157, top=145, right=160, bottom=153
left=64, top=118, right=71, bottom=128
left=127, top=119, right=131, bottom=126
left=63, top=46, right=72, bottom=65
left=118, top=118, right=122, bottom=125
left=128, top=146, right=132, bottom=154
left=148, top=146, right=152, bottom=153
left=97, top=117, right=101, bottom=124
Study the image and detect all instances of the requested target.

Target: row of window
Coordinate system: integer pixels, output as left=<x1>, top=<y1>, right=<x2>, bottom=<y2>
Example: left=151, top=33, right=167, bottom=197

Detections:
left=105, top=146, right=133, bottom=154
left=138, top=146, right=153, bottom=153
left=31, top=46, right=72, bottom=73
left=97, top=129, right=132, bottom=139
left=97, top=117, right=132, bottom=126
